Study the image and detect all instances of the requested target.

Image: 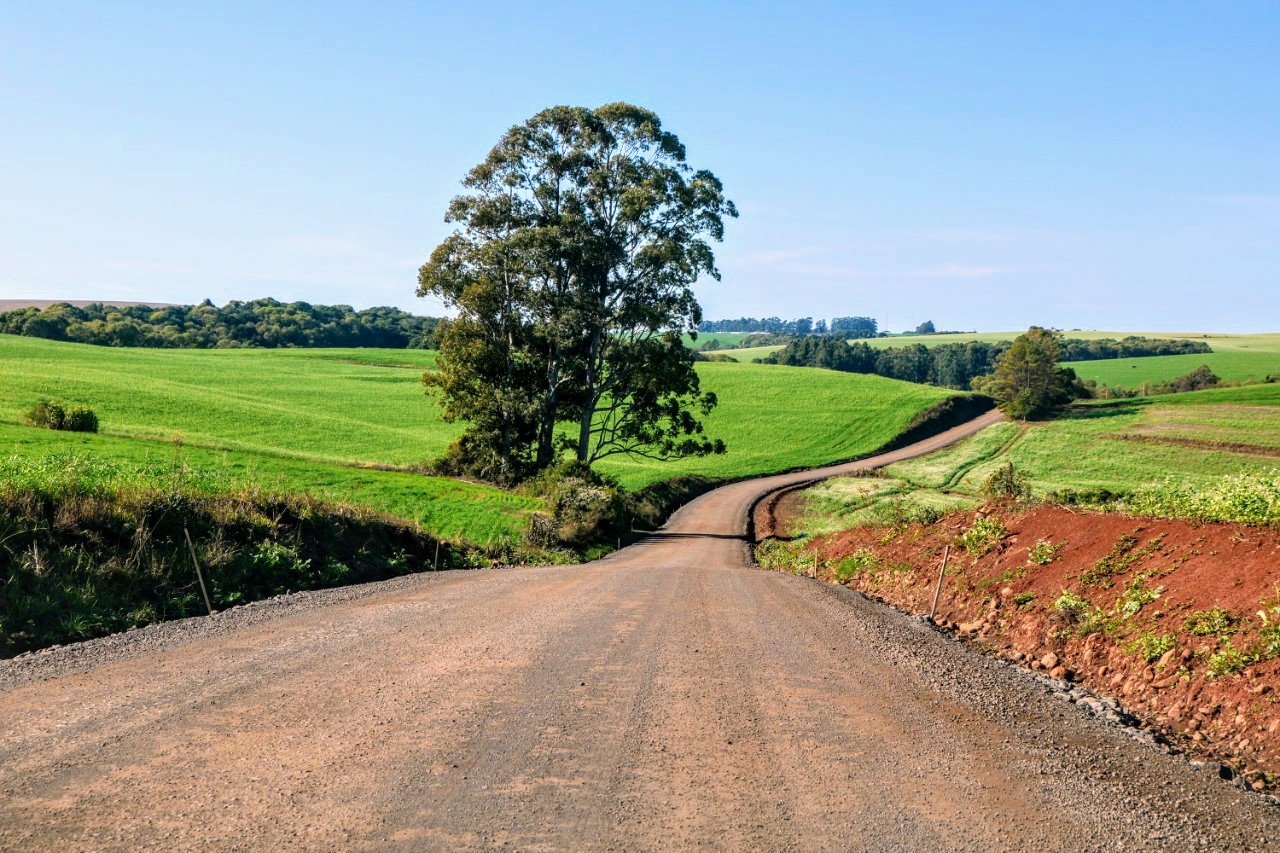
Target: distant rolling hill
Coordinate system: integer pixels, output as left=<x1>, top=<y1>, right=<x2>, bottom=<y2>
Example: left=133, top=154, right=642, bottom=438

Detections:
left=0, top=299, right=177, bottom=311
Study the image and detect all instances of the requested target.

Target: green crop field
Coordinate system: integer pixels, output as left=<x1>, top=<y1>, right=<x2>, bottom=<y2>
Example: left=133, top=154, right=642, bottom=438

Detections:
left=1, top=334, right=952, bottom=545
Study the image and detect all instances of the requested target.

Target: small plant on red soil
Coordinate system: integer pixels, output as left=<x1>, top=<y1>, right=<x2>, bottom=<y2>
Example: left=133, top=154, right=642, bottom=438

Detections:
left=1184, top=607, right=1240, bottom=637
left=831, top=550, right=882, bottom=582
left=1053, top=590, right=1108, bottom=636
left=1027, top=537, right=1064, bottom=565
left=958, top=516, right=1008, bottom=556
left=1080, top=533, right=1164, bottom=587
left=1207, top=640, right=1248, bottom=677
left=1115, top=574, right=1164, bottom=618
left=1255, top=589, right=1280, bottom=658
left=1128, top=632, right=1175, bottom=664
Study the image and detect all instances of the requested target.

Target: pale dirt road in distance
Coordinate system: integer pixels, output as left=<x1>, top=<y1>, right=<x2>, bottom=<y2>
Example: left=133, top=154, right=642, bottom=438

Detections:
left=2, top=409, right=1278, bottom=850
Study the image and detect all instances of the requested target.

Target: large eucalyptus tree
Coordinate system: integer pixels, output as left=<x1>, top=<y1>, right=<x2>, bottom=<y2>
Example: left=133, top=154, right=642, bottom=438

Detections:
left=418, top=104, right=735, bottom=481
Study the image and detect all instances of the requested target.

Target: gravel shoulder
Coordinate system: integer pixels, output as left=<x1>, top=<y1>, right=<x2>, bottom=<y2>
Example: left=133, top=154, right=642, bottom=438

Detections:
left=3, top=409, right=1278, bottom=850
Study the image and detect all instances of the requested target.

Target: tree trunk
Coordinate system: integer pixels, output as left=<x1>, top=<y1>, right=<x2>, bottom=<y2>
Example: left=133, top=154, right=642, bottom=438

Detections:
left=577, top=330, right=602, bottom=463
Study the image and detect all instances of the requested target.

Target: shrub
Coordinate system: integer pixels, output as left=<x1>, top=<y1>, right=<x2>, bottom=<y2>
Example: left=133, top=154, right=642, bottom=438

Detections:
left=22, top=400, right=99, bottom=433
left=63, top=406, right=99, bottom=433
left=521, top=462, right=623, bottom=550
left=958, top=516, right=1008, bottom=555
left=981, top=462, right=1032, bottom=502
left=869, top=496, right=944, bottom=528
left=23, top=400, right=65, bottom=429
left=1046, top=487, right=1125, bottom=508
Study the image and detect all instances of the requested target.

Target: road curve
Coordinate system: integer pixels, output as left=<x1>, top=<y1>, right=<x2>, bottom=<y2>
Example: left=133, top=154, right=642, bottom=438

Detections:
left=2, top=409, right=1278, bottom=850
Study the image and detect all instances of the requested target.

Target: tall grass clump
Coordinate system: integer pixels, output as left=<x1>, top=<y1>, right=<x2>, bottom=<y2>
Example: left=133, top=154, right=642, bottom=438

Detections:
left=0, top=454, right=455, bottom=657
left=1122, top=472, right=1280, bottom=526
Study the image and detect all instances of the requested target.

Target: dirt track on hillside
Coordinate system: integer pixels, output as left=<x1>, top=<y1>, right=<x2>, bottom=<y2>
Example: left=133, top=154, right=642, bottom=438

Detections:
left=3, top=408, right=1280, bottom=850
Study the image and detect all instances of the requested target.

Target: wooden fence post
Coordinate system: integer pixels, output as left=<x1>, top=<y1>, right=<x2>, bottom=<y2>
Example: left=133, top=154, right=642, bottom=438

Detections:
left=183, top=527, right=215, bottom=616
left=929, top=545, right=951, bottom=623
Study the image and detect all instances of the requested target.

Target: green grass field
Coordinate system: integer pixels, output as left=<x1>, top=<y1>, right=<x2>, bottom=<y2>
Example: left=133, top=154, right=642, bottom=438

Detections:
left=598, top=362, right=953, bottom=487
left=684, top=332, right=752, bottom=349
left=890, top=383, right=1280, bottom=496
left=794, top=382, right=1280, bottom=533
left=1, top=334, right=953, bottom=545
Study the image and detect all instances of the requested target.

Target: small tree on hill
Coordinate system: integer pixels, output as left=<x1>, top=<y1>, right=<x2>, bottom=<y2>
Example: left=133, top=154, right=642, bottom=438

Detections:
left=914, top=320, right=936, bottom=334
left=975, top=327, right=1079, bottom=419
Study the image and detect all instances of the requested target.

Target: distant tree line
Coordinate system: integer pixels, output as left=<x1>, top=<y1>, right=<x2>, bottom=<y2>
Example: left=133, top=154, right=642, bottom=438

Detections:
left=1058, top=337, right=1211, bottom=361
left=697, top=315, right=884, bottom=338
left=698, top=316, right=818, bottom=335
left=758, top=335, right=1215, bottom=391
left=0, top=299, right=443, bottom=349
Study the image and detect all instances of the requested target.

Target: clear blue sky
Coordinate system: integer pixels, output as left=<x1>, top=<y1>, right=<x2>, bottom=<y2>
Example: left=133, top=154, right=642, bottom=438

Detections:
left=3, top=1, right=1277, bottom=331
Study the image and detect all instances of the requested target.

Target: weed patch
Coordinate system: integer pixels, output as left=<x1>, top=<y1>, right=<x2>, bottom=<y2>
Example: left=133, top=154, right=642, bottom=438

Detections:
left=958, top=516, right=1008, bottom=556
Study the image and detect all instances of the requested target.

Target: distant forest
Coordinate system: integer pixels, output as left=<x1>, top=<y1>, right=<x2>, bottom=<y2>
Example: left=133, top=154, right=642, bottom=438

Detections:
left=0, top=299, right=442, bottom=349
left=698, top=316, right=883, bottom=337
left=760, top=336, right=1212, bottom=390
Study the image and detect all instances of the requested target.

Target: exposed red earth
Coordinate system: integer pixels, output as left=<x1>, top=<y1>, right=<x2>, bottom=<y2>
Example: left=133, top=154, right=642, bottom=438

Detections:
left=778, top=502, right=1280, bottom=789
left=3, top=409, right=1280, bottom=849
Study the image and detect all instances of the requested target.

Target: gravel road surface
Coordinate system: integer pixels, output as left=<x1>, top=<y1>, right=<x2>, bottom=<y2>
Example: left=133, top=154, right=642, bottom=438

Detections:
left=3, top=410, right=1278, bottom=850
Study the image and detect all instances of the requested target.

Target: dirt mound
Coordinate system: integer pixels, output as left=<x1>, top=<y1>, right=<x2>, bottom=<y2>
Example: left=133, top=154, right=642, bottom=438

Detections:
left=774, top=505, right=1280, bottom=788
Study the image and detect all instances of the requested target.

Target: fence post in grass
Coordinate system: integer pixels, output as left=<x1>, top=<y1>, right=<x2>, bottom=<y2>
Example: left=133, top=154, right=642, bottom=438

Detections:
left=183, top=527, right=215, bottom=616
left=433, top=540, right=441, bottom=571
left=929, top=545, right=950, bottom=623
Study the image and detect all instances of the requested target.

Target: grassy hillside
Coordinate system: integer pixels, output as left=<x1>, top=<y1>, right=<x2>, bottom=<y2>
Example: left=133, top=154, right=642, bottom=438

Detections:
left=1, top=334, right=953, bottom=544
left=684, top=331, right=751, bottom=349
left=1066, top=350, right=1280, bottom=387
left=598, top=362, right=954, bottom=487
left=792, top=383, right=1280, bottom=532
left=939, top=384, right=1280, bottom=495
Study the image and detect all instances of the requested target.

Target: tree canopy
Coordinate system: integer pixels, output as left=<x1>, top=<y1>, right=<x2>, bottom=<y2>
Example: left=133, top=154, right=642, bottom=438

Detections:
left=418, top=103, right=736, bottom=483
left=0, top=299, right=440, bottom=349
left=976, top=327, right=1080, bottom=419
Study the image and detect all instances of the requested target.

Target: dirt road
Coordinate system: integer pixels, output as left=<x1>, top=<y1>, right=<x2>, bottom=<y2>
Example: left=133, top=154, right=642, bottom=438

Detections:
left=3, top=409, right=1278, bottom=850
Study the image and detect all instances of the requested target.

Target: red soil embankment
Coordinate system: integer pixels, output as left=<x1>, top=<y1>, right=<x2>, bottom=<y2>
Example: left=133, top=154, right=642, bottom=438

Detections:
left=774, top=505, right=1280, bottom=788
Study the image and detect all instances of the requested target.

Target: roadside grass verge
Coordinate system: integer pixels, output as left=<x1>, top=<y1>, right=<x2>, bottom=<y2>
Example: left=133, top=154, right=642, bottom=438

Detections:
left=0, top=455, right=475, bottom=657
left=0, top=423, right=539, bottom=546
